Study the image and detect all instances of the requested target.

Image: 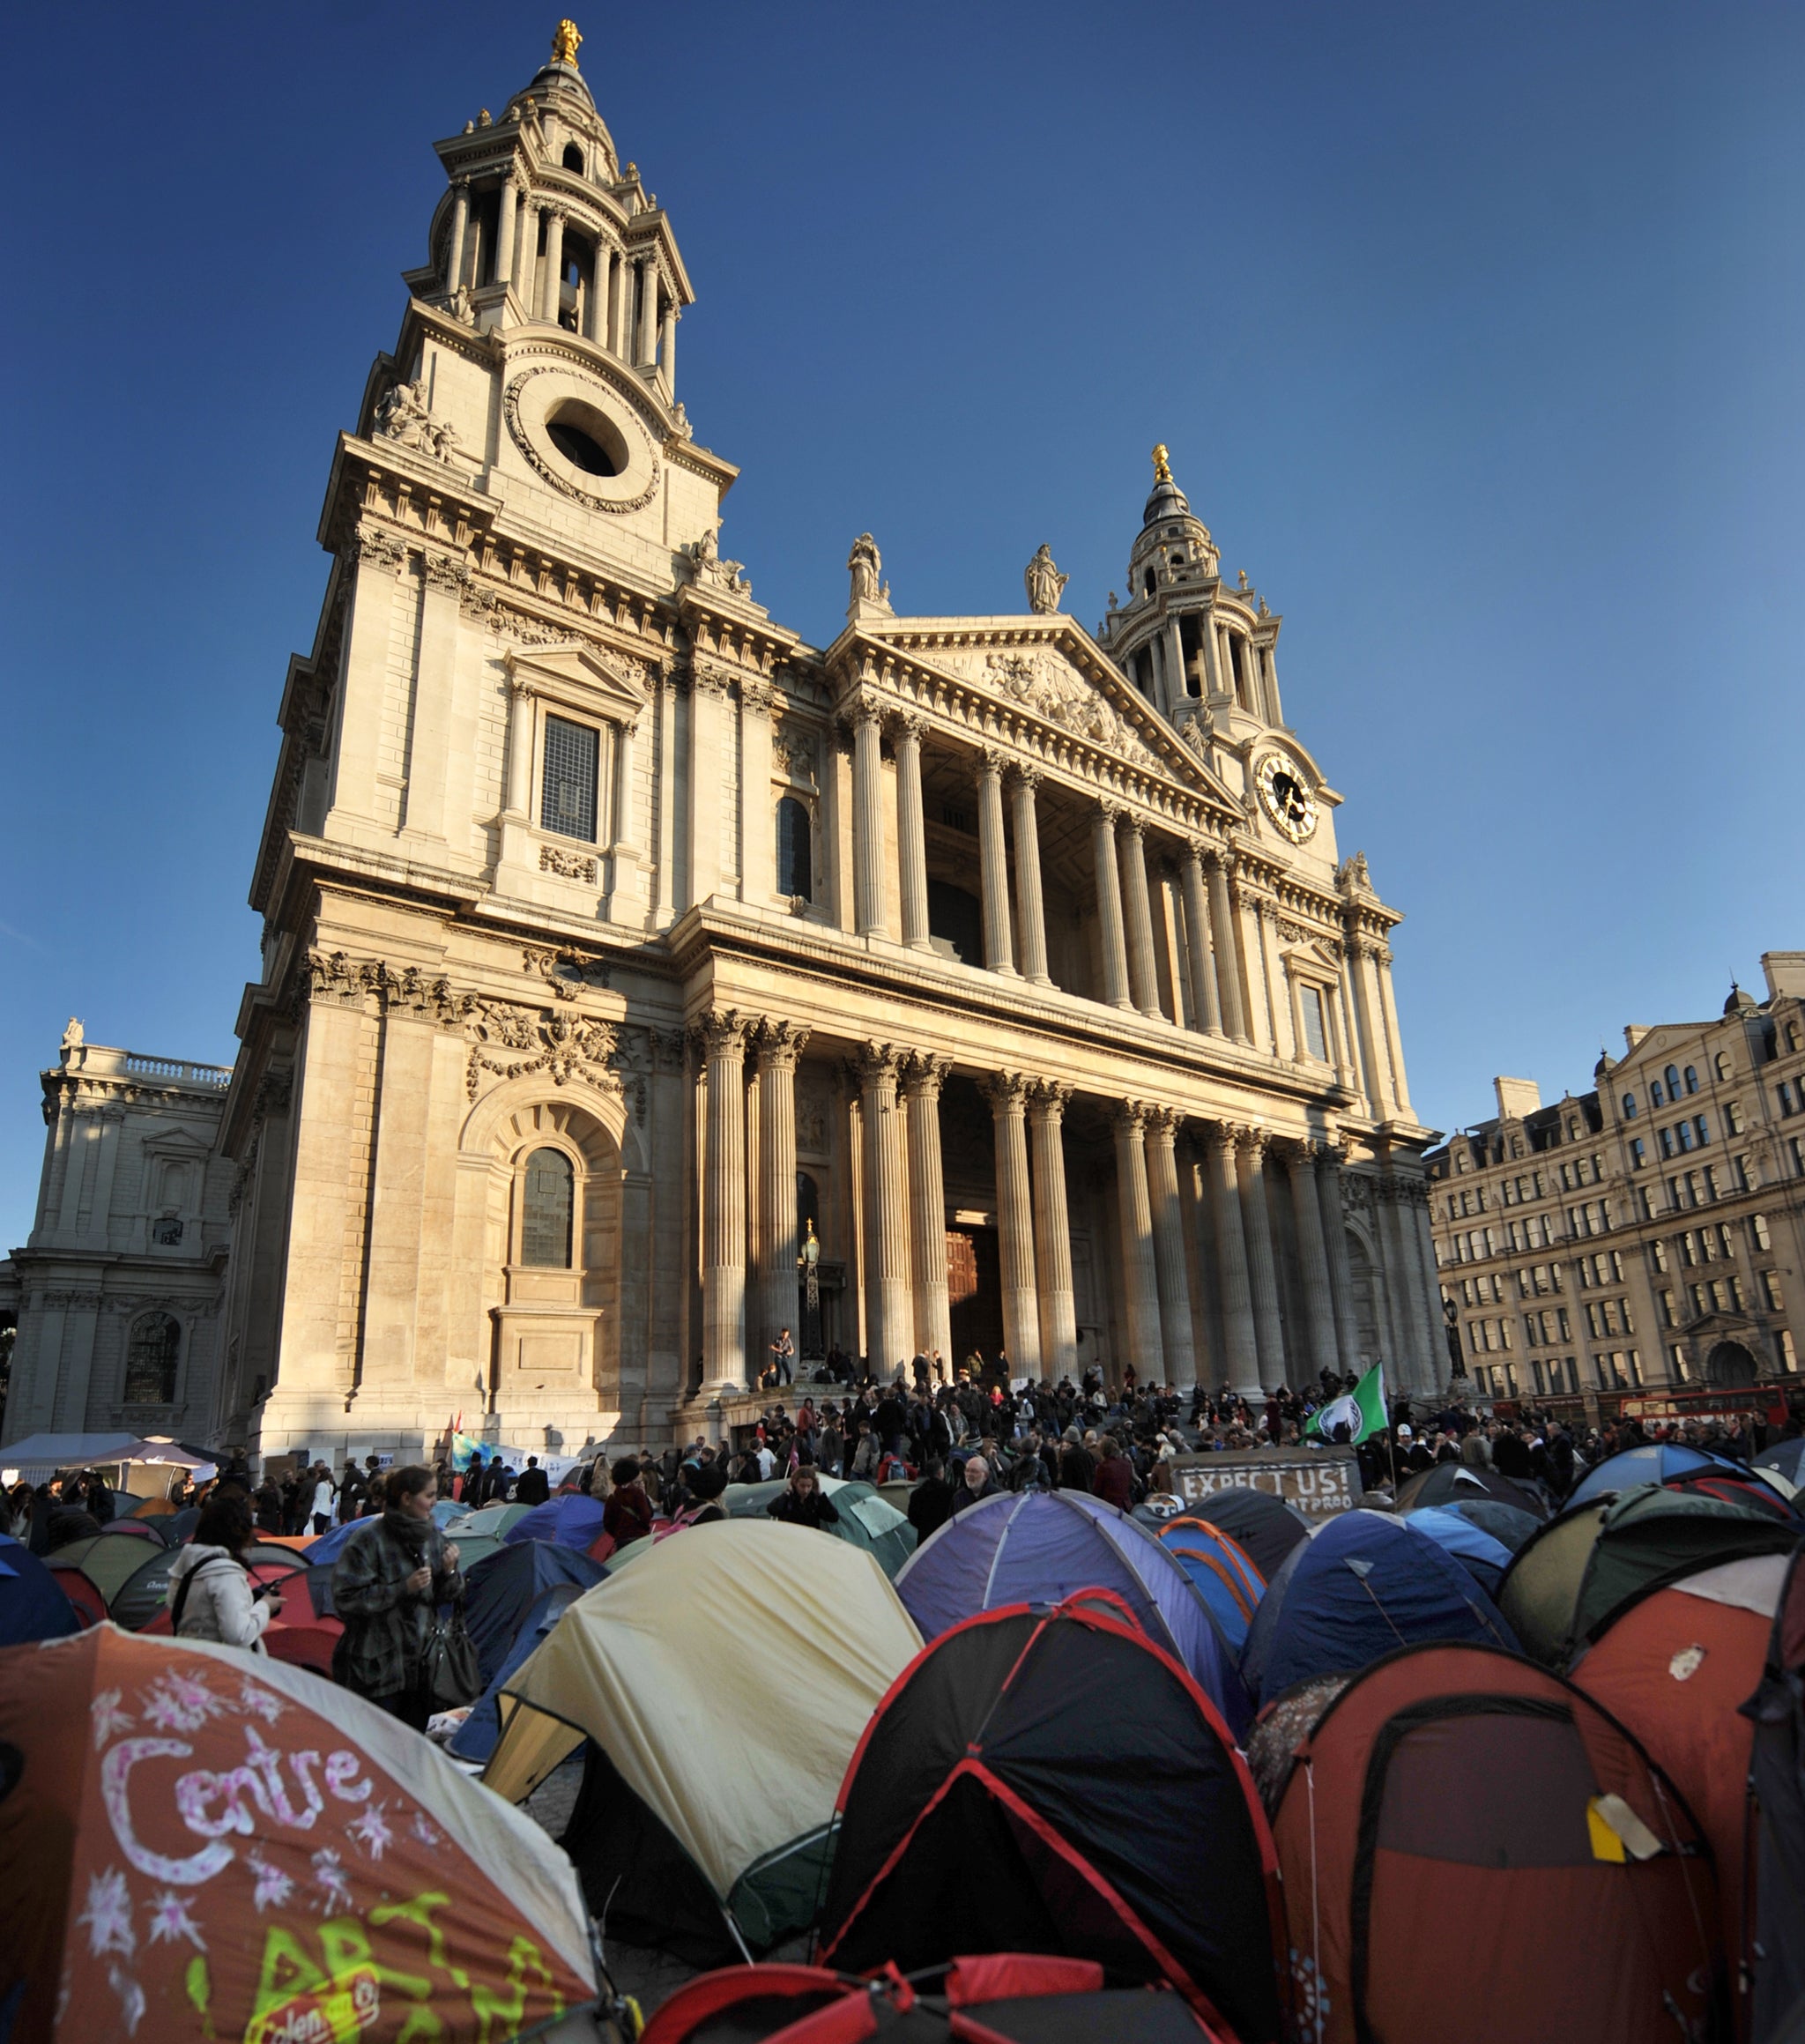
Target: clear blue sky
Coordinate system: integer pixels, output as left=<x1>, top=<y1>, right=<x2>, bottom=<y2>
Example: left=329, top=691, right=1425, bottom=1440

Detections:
left=3, top=1, right=1801, bottom=1251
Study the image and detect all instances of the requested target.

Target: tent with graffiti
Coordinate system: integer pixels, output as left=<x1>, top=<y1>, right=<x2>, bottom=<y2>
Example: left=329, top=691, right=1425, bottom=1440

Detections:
left=0, top=1624, right=598, bottom=2042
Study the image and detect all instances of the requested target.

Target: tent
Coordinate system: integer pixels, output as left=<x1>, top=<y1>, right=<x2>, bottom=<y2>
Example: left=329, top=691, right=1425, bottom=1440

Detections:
left=1239, top=1510, right=1519, bottom=1706
left=455, top=1500, right=532, bottom=1539
left=1170, top=1487, right=1311, bottom=1580
left=304, top=1518, right=505, bottom=1571
left=505, top=1492, right=610, bottom=1553
left=1399, top=1505, right=1517, bottom=1594
left=1425, top=1495, right=1541, bottom=1553
left=44, top=1559, right=108, bottom=1629
left=137, top=1557, right=308, bottom=1638
left=1157, top=1517, right=1265, bottom=1656
left=1567, top=1440, right=1742, bottom=1508
left=464, top=1537, right=606, bottom=1686
left=1266, top=1641, right=1722, bottom=2044
left=449, top=1581, right=588, bottom=1764
left=818, top=1597, right=1283, bottom=2044
left=1744, top=1539, right=1805, bottom=2044
left=1755, top=1438, right=1805, bottom=1488
left=1498, top=1483, right=1798, bottom=1668
left=1663, top=1468, right=1800, bottom=1520
left=92, top=1516, right=167, bottom=1548
left=724, top=1475, right=917, bottom=1579
left=0, top=1535, right=79, bottom=1646
left=259, top=1566, right=345, bottom=1677
left=48, top=1532, right=172, bottom=1607
left=895, top=1490, right=1246, bottom=1732
left=485, top=1520, right=921, bottom=1963
left=643, top=1956, right=1227, bottom=2043
left=0, top=1624, right=597, bottom=2042
left=1391, top=1461, right=1548, bottom=1519
left=108, top=1545, right=182, bottom=1631
left=1570, top=1551, right=1786, bottom=1973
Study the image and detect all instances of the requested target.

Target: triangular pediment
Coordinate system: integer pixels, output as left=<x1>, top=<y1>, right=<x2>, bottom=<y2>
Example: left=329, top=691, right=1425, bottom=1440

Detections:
left=505, top=641, right=647, bottom=716
left=140, top=1127, right=215, bottom=1156
left=856, top=615, right=1242, bottom=807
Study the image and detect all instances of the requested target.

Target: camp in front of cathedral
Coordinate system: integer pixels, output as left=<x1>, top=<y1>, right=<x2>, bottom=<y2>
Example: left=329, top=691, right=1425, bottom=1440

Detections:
left=2, top=22, right=1801, bottom=2044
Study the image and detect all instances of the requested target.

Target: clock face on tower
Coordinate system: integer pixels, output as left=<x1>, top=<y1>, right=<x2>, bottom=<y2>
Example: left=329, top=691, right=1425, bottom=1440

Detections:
left=1254, top=751, right=1318, bottom=843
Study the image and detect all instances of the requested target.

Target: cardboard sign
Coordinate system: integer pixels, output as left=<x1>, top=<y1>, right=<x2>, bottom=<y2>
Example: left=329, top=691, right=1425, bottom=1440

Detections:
left=1168, top=1446, right=1363, bottom=1520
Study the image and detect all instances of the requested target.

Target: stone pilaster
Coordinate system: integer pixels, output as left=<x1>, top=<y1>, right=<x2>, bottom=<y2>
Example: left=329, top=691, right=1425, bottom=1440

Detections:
left=1237, top=1127, right=1288, bottom=1388
left=893, top=714, right=931, bottom=950
left=1207, top=853, right=1250, bottom=1044
left=1286, top=1140, right=1341, bottom=1385
left=1317, top=1139, right=1363, bottom=1371
left=1092, top=802, right=1133, bottom=1010
left=1110, top=1103, right=1164, bottom=1385
left=699, top=1010, right=750, bottom=1393
left=1028, top=1080, right=1076, bottom=1381
left=1143, top=1106, right=1196, bottom=1392
left=982, top=1073, right=1041, bottom=1377
left=1010, top=768, right=1051, bottom=986
left=1181, top=842, right=1224, bottom=1037
left=1201, top=1124, right=1259, bottom=1394
left=754, top=1022, right=809, bottom=1385
left=851, top=695, right=887, bottom=938
left=1118, top=816, right=1162, bottom=1020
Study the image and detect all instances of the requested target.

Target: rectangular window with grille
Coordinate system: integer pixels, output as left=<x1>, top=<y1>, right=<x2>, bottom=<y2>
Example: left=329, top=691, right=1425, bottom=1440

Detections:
left=1299, top=985, right=1329, bottom=1062
left=541, top=715, right=599, bottom=842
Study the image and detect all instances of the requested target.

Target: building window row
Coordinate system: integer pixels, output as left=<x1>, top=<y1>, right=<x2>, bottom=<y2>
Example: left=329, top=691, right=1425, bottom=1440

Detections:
left=1690, top=1276, right=1743, bottom=1316
left=1468, top=1317, right=1513, bottom=1354
left=1584, top=1297, right=1635, bottom=1339
left=1530, top=1356, right=1580, bottom=1398
left=1648, top=1064, right=1700, bottom=1109
left=1656, top=1116, right=1711, bottom=1158
left=1524, top=1305, right=1571, bottom=1347
left=1596, top=1349, right=1644, bottom=1389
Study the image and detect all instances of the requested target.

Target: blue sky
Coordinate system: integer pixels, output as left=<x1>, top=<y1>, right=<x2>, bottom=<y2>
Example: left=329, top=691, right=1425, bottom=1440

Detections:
left=2, top=1, right=1801, bottom=1250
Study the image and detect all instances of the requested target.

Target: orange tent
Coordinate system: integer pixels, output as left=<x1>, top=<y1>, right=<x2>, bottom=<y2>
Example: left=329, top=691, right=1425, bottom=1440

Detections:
left=0, top=1624, right=597, bottom=2042
left=1569, top=1551, right=1786, bottom=1980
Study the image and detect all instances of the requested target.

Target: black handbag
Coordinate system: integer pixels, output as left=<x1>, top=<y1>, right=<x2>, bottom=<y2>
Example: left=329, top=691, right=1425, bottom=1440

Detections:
left=421, top=1594, right=481, bottom=1712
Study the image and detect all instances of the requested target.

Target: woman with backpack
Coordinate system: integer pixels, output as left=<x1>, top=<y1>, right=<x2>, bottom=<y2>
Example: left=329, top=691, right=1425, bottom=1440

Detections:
left=166, top=1490, right=282, bottom=1651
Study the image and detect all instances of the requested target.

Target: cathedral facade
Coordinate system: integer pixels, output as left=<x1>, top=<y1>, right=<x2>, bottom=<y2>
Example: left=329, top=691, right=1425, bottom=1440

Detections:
left=3, top=25, right=1445, bottom=1467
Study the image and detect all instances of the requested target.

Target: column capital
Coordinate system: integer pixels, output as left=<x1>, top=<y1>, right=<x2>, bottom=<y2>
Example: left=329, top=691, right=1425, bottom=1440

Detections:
left=1316, top=1134, right=1350, bottom=1171
left=979, top=1070, right=1032, bottom=1112
left=851, top=1040, right=904, bottom=1089
left=977, top=745, right=1008, bottom=782
left=1110, top=1099, right=1148, bottom=1137
left=1143, top=1104, right=1184, bottom=1143
left=899, top=1050, right=951, bottom=1099
left=1184, top=836, right=1210, bottom=866
left=1026, top=1077, right=1073, bottom=1121
left=739, top=676, right=776, bottom=718
left=887, top=709, right=928, bottom=744
left=1009, top=762, right=1044, bottom=793
left=753, top=1018, right=810, bottom=1070
left=693, top=1008, right=750, bottom=1059
left=1117, top=810, right=1146, bottom=843
left=1237, top=1125, right=1274, bottom=1163
left=1096, top=797, right=1127, bottom=826
left=843, top=686, right=885, bottom=730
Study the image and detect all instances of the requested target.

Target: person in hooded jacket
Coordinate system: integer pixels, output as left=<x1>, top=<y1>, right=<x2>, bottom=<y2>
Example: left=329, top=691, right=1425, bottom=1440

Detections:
left=167, top=1490, right=282, bottom=1652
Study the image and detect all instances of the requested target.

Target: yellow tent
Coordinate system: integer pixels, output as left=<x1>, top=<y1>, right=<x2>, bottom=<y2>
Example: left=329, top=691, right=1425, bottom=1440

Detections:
left=485, top=1519, right=921, bottom=1961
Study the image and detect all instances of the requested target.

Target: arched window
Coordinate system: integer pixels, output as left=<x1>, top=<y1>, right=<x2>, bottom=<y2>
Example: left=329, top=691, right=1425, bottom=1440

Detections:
left=1683, top=1065, right=1699, bottom=1094
left=776, top=796, right=813, bottom=901
left=520, top=1148, right=575, bottom=1267
left=1665, top=1064, right=1682, bottom=1099
left=1715, top=1052, right=1732, bottom=1081
left=124, top=1312, right=181, bottom=1404
left=1141, top=569, right=1156, bottom=596
left=1651, top=1080, right=1664, bottom=1106
left=1621, top=1093, right=1637, bottom=1120
left=562, top=143, right=584, bottom=174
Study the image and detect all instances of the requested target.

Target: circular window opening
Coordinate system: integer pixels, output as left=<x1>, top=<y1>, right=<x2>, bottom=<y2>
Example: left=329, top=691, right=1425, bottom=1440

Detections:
left=545, top=402, right=627, bottom=478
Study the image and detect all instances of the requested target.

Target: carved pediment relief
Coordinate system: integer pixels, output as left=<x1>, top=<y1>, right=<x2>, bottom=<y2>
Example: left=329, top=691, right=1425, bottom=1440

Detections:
left=505, top=640, right=648, bottom=721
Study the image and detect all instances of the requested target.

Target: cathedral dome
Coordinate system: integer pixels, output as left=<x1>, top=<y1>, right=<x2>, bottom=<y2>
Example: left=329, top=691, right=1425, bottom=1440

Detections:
left=1127, top=445, right=1218, bottom=588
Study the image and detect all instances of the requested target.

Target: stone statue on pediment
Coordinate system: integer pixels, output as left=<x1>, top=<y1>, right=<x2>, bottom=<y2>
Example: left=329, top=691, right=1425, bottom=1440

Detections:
left=61, top=1017, right=85, bottom=1064
left=375, top=377, right=459, bottom=462
left=847, top=533, right=892, bottom=621
left=1024, top=544, right=1067, bottom=615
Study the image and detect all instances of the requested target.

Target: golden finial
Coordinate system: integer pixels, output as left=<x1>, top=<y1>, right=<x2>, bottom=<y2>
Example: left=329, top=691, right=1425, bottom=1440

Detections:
left=551, top=19, right=583, bottom=64
left=1151, top=443, right=1172, bottom=485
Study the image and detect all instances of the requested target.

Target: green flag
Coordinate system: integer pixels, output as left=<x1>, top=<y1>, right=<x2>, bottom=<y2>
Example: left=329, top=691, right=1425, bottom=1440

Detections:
left=1306, top=1361, right=1387, bottom=1446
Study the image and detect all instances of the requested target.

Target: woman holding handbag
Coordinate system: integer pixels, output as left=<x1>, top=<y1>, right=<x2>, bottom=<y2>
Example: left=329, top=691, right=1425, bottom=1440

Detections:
left=331, top=1464, right=467, bottom=1730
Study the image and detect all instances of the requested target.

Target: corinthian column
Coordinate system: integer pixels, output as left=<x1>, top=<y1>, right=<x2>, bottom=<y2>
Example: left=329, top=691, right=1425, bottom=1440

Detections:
left=1286, top=1140, right=1340, bottom=1385
left=1028, top=1081, right=1076, bottom=1380
left=1144, top=1107, right=1197, bottom=1392
left=982, top=1074, right=1041, bottom=1377
left=1237, top=1128, right=1289, bottom=1388
left=541, top=207, right=566, bottom=322
left=851, top=697, right=887, bottom=938
left=699, top=1010, right=751, bottom=1393
left=902, top=1053, right=952, bottom=1366
left=1092, top=802, right=1132, bottom=1009
left=1110, top=1104, right=1164, bottom=1386
left=855, top=1044, right=910, bottom=1377
left=893, top=715, right=931, bottom=950
left=1317, top=1140, right=1363, bottom=1371
left=1203, top=1124, right=1261, bottom=1394
left=977, top=750, right=1017, bottom=975
left=495, top=169, right=519, bottom=295
left=1011, top=769, right=1051, bottom=986
left=1181, top=842, right=1224, bottom=1036
left=1207, top=854, right=1250, bottom=1044
left=754, top=1022, right=809, bottom=1384
left=1118, top=817, right=1162, bottom=1020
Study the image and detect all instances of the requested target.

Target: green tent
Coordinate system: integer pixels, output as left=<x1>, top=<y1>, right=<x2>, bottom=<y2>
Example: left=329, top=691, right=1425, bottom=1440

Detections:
left=1499, top=1482, right=1797, bottom=1667
left=724, top=1475, right=916, bottom=1578
left=454, top=1501, right=531, bottom=1538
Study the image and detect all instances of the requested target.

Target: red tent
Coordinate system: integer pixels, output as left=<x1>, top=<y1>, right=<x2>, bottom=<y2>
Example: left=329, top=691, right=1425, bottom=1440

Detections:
left=1266, top=1642, right=1722, bottom=2044
left=1570, top=1553, right=1786, bottom=2009
left=0, top=1625, right=598, bottom=2042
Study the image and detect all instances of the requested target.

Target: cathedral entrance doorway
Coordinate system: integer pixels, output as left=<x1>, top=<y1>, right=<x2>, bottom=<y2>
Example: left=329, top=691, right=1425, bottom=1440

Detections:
left=1705, top=1339, right=1758, bottom=1388
left=946, top=1224, right=1004, bottom=1369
